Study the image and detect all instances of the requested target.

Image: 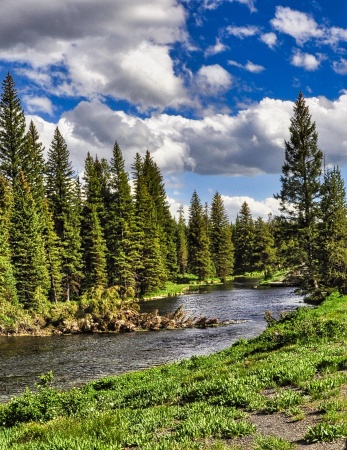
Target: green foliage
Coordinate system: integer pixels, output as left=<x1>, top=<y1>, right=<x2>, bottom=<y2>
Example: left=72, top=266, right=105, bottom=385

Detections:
left=305, top=423, right=347, bottom=443
left=188, top=190, right=212, bottom=280
left=0, top=72, right=26, bottom=183
left=275, top=91, right=323, bottom=287
left=255, top=434, right=293, bottom=450
left=233, top=201, right=255, bottom=274
left=1, top=292, right=347, bottom=448
left=209, top=191, right=234, bottom=281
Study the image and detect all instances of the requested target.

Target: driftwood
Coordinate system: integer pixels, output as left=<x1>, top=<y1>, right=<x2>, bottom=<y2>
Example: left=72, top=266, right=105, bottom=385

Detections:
left=56, top=305, right=225, bottom=334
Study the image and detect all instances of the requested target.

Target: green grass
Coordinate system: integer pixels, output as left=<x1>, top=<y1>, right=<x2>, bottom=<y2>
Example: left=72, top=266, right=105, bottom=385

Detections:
left=0, top=291, right=347, bottom=448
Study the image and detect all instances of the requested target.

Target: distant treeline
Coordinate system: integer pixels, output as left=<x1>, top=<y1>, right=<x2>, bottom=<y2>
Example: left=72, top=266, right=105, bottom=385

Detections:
left=0, top=74, right=346, bottom=312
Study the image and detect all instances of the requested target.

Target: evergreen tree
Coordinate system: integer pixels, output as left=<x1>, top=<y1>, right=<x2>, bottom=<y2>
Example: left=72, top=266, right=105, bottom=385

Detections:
left=0, top=73, right=26, bottom=184
left=318, top=166, right=347, bottom=292
left=210, top=192, right=234, bottom=281
left=82, top=204, right=108, bottom=289
left=42, top=200, right=63, bottom=303
left=233, top=201, right=255, bottom=274
left=187, top=190, right=212, bottom=280
left=81, top=153, right=109, bottom=290
left=142, top=150, right=178, bottom=278
left=23, top=121, right=46, bottom=204
left=46, top=128, right=82, bottom=299
left=0, top=176, right=17, bottom=303
left=106, top=143, right=136, bottom=295
left=275, top=91, right=323, bottom=286
left=253, top=217, right=276, bottom=278
left=176, top=205, right=188, bottom=275
left=132, top=152, right=166, bottom=295
left=10, top=172, right=49, bottom=309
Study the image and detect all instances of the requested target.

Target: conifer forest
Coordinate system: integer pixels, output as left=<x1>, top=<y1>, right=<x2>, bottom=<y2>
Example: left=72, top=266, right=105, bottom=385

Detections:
left=0, top=72, right=346, bottom=319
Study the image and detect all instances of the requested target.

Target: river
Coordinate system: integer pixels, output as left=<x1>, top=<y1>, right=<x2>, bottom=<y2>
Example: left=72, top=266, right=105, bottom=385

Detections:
left=0, top=282, right=303, bottom=402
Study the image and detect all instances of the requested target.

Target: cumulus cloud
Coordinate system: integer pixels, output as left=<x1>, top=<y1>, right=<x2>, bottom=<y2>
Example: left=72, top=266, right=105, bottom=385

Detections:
left=291, top=50, right=321, bottom=71
left=222, top=195, right=281, bottom=222
left=260, top=32, right=278, bottom=49
left=0, top=0, right=188, bottom=111
left=195, top=65, right=233, bottom=96
left=27, top=93, right=347, bottom=185
left=270, top=6, right=347, bottom=49
left=271, top=6, right=323, bottom=45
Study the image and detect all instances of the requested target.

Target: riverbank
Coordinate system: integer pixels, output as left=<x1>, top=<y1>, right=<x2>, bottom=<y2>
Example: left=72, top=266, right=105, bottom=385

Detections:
left=0, top=291, right=346, bottom=449
left=0, top=278, right=251, bottom=336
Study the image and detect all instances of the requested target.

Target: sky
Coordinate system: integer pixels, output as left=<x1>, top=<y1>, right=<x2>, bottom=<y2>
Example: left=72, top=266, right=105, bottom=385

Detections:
left=1, top=0, right=347, bottom=221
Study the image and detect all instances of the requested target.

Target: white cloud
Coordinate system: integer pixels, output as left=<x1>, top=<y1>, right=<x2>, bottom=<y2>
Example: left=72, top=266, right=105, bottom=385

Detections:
left=202, top=0, right=256, bottom=12
left=228, top=60, right=265, bottom=73
left=195, top=65, right=233, bottom=96
left=0, top=0, right=188, bottom=111
left=226, top=25, right=259, bottom=39
left=271, top=6, right=323, bottom=45
left=260, top=32, right=278, bottom=49
left=291, top=50, right=321, bottom=71
left=205, top=38, right=228, bottom=57
left=245, top=61, right=265, bottom=73
left=222, top=195, right=281, bottom=222
left=333, top=58, right=347, bottom=75
left=27, top=93, right=347, bottom=183
left=23, top=95, right=54, bottom=115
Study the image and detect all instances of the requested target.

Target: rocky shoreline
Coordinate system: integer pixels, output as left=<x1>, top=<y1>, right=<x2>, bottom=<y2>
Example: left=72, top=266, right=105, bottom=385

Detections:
left=0, top=305, right=243, bottom=336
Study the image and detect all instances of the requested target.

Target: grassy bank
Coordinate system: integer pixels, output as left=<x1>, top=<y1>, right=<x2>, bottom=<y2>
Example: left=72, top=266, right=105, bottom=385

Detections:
left=0, top=292, right=347, bottom=449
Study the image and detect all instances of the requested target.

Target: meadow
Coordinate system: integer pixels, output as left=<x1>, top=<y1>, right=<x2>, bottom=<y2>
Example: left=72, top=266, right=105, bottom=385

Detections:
left=0, top=291, right=346, bottom=449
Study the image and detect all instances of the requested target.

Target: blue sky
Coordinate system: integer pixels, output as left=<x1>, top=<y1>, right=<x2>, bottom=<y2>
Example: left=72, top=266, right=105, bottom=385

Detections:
left=1, top=0, right=347, bottom=220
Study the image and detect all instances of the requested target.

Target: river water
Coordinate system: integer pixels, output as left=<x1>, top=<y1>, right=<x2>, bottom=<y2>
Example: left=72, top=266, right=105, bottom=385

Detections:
left=0, top=282, right=303, bottom=402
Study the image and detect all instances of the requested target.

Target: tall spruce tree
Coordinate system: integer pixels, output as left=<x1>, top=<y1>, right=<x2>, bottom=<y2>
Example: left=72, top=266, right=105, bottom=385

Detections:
left=176, top=205, right=188, bottom=275
left=46, top=127, right=82, bottom=300
left=0, top=73, right=26, bottom=184
left=81, top=153, right=108, bottom=290
left=318, top=166, right=347, bottom=292
left=106, top=143, right=136, bottom=295
left=142, top=150, right=178, bottom=278
left=23, top=121, right=46, bottom=204
left=0, top=176, right=17, bottom=304
left=275, top=91, right=323, bottom=287
left=253, top=217, right=276, bottom=278
left=233, top=201, right=255, bottom=274
left=82, top=204, right=108, bottom=289
left=10, top=172, right=49, bottom=309
left=210, top=192, right=234, bottom=281
left=187, top=190, right=212, bottom=280
left=132, top=152, right=166, bottom=295
left=42, top=200, right=63, bottom=303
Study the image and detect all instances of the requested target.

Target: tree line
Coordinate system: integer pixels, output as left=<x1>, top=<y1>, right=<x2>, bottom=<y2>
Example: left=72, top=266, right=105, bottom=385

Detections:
left=0, top=73, right=346, bottom=313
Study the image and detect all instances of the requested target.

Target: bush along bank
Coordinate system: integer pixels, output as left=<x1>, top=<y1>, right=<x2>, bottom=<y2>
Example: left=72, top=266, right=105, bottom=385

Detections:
left=0, top=291, right=347, bottom=449
left=0, top=285, right=224, bottom=336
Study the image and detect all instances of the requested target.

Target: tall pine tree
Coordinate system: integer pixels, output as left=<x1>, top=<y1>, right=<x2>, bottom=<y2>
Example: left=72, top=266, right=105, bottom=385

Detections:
left=318, top=166, right=347, bottom=292
left=187, top=190, right=212, bottom=281
left=233, top=201, right=255, bottom=274
left=275, top=91, right=323, bottom=287
left=46, top=127, right=82, bottom=300
left=0, top=176, right=17, bottom=304
left=106, top=143, right=136, bottom=295
left=210, top=192, right=234, bottom=281
left=0, top=73, right=26, bottom=184
left=10, top=172, right=49, bottom=309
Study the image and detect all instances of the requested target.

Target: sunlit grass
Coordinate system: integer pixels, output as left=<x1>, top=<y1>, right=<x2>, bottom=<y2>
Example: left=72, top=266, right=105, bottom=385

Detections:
left=0, top=291, right=347, bottom=448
